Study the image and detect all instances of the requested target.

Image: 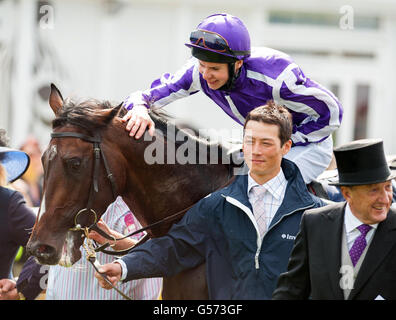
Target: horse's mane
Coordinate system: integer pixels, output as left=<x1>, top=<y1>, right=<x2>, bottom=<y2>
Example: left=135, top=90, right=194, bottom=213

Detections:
left=52, top=98, right=235, bottom=165
left=52, top=98, right=120, bottom=134
left=149, top=110, right=223, bottom=148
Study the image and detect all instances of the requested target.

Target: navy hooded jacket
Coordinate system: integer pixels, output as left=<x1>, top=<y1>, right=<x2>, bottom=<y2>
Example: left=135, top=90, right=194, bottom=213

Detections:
left=121, top=159, right=326, bottom=299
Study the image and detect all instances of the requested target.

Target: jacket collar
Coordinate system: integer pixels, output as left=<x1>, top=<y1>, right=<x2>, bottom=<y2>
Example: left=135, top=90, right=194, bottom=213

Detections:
left=320, top=202, right=346, bottom=299
left=222, top=158, right=317, bottom=213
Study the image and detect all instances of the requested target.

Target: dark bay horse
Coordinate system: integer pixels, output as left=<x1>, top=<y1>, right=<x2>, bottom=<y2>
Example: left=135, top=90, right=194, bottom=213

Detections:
left=27, top=84, right=239, bottom=299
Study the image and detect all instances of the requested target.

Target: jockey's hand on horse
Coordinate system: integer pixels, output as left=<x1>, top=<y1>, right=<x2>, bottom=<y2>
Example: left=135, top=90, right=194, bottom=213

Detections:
left=95, top=262, right=122, bottom=290
left=122, top=104, right=155, bottom=139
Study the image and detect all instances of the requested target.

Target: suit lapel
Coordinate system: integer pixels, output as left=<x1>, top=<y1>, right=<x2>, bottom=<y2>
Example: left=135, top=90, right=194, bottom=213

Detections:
left=348, top=209, right=396, bottom=300
left=323, top=202, right=346, bottom=300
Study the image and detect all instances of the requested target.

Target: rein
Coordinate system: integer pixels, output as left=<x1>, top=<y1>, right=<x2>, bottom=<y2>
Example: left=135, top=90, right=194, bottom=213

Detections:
left=89, top=202, right=197, bottom=255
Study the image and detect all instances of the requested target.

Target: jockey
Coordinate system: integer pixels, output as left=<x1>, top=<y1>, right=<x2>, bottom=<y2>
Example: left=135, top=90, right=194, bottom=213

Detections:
left=122, top=13, right=343, bottom=184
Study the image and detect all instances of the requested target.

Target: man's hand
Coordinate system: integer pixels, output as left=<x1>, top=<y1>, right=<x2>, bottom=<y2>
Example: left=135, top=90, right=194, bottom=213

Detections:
left=94, top=262, right=122, bottom=290
left=88, top=220, right=115, bottom=246
left=0, top=279, right=18, bottom=300
left=88, top=220, right=137, bottom=250
left=122, top=105, right=155, bottom=139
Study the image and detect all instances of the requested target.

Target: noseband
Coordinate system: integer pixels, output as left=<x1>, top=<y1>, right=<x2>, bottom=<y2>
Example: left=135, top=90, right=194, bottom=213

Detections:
left=50, top=131, right=117, bottom=230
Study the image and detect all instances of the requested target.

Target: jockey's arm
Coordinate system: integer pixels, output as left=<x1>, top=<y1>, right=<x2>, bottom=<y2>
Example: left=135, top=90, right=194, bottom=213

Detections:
left=122, top=58, right=200, bottom=139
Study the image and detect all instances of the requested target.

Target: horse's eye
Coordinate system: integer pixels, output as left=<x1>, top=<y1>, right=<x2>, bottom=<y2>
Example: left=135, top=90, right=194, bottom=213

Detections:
left=66, top=158, right=82, bottom=171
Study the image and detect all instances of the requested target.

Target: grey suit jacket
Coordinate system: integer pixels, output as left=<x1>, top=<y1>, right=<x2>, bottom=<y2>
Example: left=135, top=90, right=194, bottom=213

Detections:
left=272, top=202, right=396, bottom=300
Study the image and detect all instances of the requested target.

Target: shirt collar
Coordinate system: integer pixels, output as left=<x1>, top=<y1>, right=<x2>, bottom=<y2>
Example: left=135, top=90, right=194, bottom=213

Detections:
left=344, top=203, right=378, bottom=233
left=247, top=169, right=286, bottom=200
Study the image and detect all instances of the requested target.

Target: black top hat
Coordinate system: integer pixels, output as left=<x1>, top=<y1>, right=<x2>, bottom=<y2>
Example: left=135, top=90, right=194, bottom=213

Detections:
left=329, top=138, right=396, bottom=186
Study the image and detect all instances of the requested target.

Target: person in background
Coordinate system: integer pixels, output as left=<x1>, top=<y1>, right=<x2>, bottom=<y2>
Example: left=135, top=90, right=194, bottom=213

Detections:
left=0, top=128, right=43, bottom=300
left=19, top=136, right=44, bottom=207
left=122, top=13, right=343, bottom=184
left=46, top=196, right=162, bottom=300
left=272, top=139, right=396, bottom=300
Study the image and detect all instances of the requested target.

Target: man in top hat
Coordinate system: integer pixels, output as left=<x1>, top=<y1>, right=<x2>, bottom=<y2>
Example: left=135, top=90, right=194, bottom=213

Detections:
left=272, top=138, right=396, bottom=300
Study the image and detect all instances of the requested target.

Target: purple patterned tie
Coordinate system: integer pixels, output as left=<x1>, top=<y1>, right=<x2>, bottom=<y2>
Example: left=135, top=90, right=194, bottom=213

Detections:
left=349, top=224, right=372, bottom=267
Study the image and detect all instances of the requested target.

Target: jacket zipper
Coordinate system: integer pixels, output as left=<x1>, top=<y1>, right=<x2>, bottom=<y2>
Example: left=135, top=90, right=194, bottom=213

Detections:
left=222, top=195, right=262, bottom=269
left=222, top=194, right=314, bottom=270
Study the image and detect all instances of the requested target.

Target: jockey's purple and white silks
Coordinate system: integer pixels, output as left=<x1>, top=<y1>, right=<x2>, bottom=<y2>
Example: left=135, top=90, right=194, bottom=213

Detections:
left=124, top=47, right=343, bottom=147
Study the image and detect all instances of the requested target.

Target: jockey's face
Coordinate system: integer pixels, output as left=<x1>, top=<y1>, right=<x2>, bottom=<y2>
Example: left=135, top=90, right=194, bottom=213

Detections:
left=341, top=180, right=393, bottom=224
left=242, top=120, right=291, bottom=185
left=198, top=60, right=242, bottom=90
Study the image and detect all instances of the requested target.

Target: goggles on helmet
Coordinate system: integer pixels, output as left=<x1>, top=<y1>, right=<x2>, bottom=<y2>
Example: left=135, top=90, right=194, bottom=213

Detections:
left=189, top=29, right=250, bottom=58
left=190, top=30, right=230, bottom=52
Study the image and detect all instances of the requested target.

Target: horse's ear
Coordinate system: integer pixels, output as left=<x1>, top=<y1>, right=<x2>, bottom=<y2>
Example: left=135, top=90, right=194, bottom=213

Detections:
left=49, top=83, right=64, bottom=115
left=114, top=102, right=124, bottom=118
left=96, top=103, right=123, bottom=125
left=106, top=103, right=123, bottom=122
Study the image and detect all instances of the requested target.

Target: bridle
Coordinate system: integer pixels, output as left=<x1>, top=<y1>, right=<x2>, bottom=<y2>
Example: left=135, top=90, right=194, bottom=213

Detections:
left=50, top=130, right=136, bottom=298
left=49, top=129, right=212, bottom=299
left=51, top=131, right=118, bottom=231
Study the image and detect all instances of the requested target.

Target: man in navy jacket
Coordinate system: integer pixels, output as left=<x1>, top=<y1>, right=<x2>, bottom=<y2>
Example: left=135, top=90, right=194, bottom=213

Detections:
left=96, top=101, right=326, bottom=299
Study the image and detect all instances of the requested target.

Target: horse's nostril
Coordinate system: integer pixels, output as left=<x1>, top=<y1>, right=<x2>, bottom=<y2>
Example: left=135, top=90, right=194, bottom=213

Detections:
left=30, top=243, right=57, bottom=263
left=37, top=244, right=53, bottom=255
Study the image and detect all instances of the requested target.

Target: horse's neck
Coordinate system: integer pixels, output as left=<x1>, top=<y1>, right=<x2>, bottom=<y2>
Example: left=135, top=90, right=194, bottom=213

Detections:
left=113, top=125, right=231, bottom=229
left=121, top=162, right=230, bottom=229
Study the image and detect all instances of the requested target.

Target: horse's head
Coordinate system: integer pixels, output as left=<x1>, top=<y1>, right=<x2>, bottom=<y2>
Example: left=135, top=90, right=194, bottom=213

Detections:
left=27, top=84, right=239, bottom=267
left=27, top=84, right=125, bottom=266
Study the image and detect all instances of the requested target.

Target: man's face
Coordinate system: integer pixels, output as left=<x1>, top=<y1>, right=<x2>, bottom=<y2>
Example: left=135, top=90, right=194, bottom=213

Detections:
left=242, top=120, right=291, bottom=184
left=342, top=180, right=393, bottom=224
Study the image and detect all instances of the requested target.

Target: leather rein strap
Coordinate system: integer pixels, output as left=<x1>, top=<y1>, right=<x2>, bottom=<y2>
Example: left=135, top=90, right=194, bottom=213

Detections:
left=89, top=201, right=198, bottom=256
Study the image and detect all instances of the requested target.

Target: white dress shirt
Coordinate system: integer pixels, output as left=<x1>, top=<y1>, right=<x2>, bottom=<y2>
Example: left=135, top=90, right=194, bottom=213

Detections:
left=344, top=203, right=378, bottom=250
left=247, top=169, right=287, bottom=234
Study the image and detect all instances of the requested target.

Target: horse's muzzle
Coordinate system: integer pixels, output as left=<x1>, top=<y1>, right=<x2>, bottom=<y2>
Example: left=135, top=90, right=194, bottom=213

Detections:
left=26, top=240, right=59, bottom=265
